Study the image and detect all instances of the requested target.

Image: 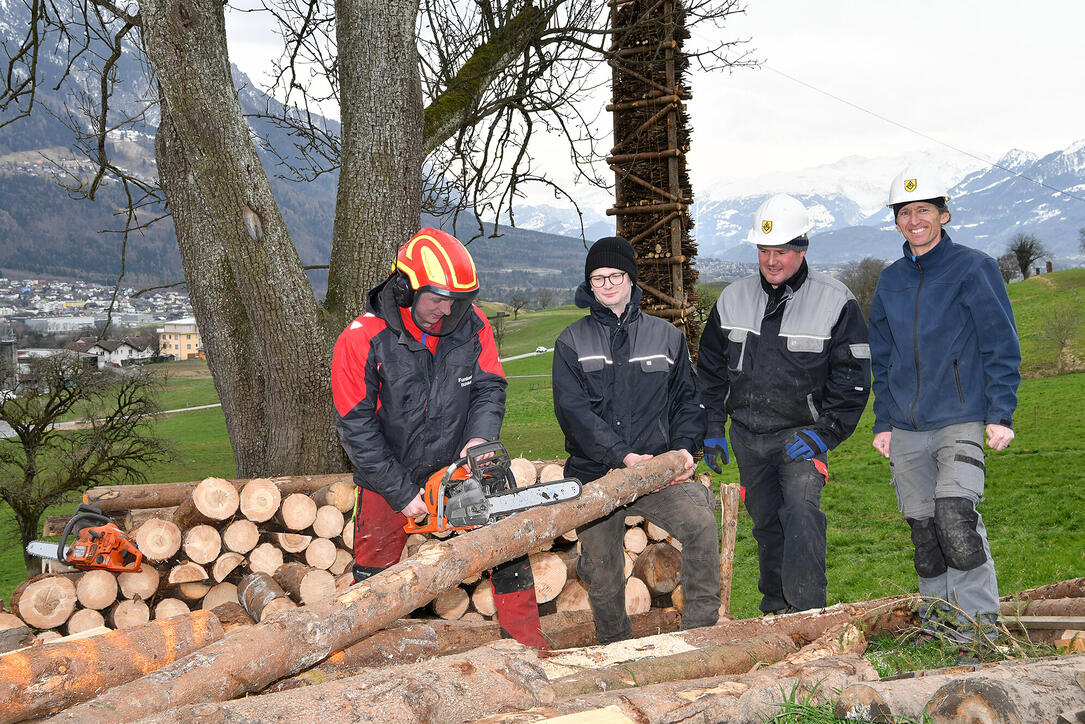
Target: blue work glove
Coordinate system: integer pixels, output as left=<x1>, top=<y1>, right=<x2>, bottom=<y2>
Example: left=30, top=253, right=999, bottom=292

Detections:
left=784, top=429, right=828, bottom=461
left=703, top=437, right=729, bottom=473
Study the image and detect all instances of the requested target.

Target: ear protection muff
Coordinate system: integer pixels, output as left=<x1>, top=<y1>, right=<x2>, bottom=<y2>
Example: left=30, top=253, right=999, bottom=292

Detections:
left=391, top=271, right=414, bottom=308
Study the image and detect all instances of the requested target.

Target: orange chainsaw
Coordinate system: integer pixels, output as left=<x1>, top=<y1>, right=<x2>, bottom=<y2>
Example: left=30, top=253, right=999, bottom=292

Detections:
left=26, top=503, right=143, bottom=573
left=404, top=441, right=582, bottom=535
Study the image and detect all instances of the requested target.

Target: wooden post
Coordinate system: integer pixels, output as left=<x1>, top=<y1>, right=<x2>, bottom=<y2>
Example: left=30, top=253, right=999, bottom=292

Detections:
left=53, top=453, right=691, bottom=722
left=718, top=482, right=740, bottom=614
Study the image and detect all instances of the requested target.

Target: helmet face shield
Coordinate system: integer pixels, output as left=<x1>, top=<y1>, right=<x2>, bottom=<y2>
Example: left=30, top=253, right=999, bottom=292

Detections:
left=410, top=287, right=478, bottom=337
left=394, top=228, right=480, bottom=337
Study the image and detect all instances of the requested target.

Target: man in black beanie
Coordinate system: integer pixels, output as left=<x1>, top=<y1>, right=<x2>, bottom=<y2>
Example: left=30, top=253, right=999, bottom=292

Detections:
left=552, top=236, right=720, bottom=644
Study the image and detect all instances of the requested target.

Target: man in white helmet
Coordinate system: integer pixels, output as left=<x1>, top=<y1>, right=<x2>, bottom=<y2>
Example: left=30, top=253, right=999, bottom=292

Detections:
left=869, top=166, right=1020, bottom=650
left=698, top=194, right=871, bottom=615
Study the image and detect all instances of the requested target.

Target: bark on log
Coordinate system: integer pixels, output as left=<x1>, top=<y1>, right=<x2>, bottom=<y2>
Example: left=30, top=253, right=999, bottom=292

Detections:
left=53, top=453, right=692, bottom=721
left=83, top=473, right=354, bottom=513
left=1000, top=597, right=1085, bottom=618
left=718, top=482, right=740, bottom=614
left=277, top=492, right=318, bottom=531
left=210, top=601, right=255, bottom=633
left=201, top=582, right=240, bottom=611
left=221, top=519, right=260, bottom=554
left=239, top=477, right=281, bottom=523
left=632, top=542, right=681, bottom=595
left=118, top=565, right=161, bottom=601
left=274, top=562, right=335, bottom=605
left=66, top=608, right=107, bottom=636
left=0, top=610, right=223, bottom=723
left=75, top=569, right=119, bottom=610
left=132, top=518, right=182, bottom=562
left=529, top=551, right=567, bottom=604
left=212, top=551, right=245, bottom=582
left=1002, top=578, right=1085, bottom=602
left=272, top=532, right=312, bottom=553
left=109, top=599, right=150, bottom=629
left=137, top=640, right=553, bottom=724
left=153, top=598, right=191, bottom=619
left=312, top=505, right=346, bottom=539
left=312, top=479, right=356, bottom=512
left=10, top=574, right=77, bottom=629
left=548, top=632, right=797, bottom=699
left=173, top=477, right=240, bottom=529
left=247, top=542, right=284, bottom=575
left=0, top=613, right=33, bottom=654
left=238, top=573, right=293, bottom=621
left=182, top=524, right=222, bottom=564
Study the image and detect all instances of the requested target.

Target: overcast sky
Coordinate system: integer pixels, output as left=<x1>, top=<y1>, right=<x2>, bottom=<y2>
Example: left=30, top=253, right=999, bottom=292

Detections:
left=226, top=1, right=1085, bottom=200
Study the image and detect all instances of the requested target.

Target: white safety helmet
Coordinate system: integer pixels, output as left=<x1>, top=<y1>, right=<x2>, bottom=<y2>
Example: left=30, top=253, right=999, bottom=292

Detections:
left=886, top=164, right=951, bottom=208
left=746, top=194, right=812, bottom=246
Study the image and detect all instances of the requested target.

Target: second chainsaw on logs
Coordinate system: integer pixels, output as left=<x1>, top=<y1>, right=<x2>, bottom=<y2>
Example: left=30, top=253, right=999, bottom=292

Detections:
left=404, top=441, right=581, bottom=535
left=25, top=503, right=143, bottom=573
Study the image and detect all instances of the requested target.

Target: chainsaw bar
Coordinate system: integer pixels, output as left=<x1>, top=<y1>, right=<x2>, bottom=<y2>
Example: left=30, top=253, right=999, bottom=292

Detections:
left=25, top=539, right=67, bottom=562
left=484, top=478, right=582, bottom=518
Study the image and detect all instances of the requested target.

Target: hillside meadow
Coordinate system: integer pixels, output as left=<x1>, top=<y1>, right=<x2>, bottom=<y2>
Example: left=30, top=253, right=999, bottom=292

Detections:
left=2, top=272, right=1083, bottom=616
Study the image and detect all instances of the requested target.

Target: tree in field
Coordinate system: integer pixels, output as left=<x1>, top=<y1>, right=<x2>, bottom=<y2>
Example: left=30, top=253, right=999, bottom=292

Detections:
left=489, top=312, right=509, bottom=355
left=692, top=282, right=723, bottom=329
left=535, top=287, right=558, bottom=310
left=2, top=0, right=750, bottom=478
left=997, top=253, right=1020, bottom=284
left=838, top=257, right=888, bottom=321
left=507, top=292, right=530, bottom=320
left=0, top=356, right=171, bottom=577
left=1007, top=233, right=1049, bottom=279
left=1037, top=292, right=1082, bottom=375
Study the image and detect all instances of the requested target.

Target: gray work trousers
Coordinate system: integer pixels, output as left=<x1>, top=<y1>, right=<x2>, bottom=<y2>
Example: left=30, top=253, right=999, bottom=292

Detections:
left=577, top=480, right=721, bottom=644
left=730, top=422, right=829, bottom=614
left=889, top=422, right=999, bottom=639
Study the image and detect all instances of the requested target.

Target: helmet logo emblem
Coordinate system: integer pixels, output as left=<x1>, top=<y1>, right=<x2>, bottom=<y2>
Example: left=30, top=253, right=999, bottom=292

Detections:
left=904, top=178, right=917, bottom=193
left=762, top=220, right=773, bottom=234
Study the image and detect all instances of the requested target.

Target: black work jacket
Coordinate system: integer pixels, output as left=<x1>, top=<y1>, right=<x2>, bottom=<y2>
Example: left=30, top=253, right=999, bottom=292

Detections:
left=330, top=280, right=506, bottom=511
left=697, top=261, right=871, bottom=449
left=552, top=284, right=706, bottom=484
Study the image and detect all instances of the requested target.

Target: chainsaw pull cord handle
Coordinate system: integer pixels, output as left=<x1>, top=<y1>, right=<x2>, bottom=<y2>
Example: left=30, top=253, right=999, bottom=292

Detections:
left=433, top=456, right=468, bottom=532
left=57, top=507, right=113, bottom=563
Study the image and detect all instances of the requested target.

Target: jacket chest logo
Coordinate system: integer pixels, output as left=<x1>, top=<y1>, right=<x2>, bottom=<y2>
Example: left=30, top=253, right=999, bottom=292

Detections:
left=458, top=375, right=473, bottom=387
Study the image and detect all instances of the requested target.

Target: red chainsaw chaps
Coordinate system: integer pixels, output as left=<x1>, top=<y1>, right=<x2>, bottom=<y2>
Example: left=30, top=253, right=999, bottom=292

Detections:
left=353, top=488, right=409, bottom=569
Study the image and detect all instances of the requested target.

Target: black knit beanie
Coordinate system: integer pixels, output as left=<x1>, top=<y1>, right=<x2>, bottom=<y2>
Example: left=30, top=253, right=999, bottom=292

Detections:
left=585, top=236, right=638, bottom=285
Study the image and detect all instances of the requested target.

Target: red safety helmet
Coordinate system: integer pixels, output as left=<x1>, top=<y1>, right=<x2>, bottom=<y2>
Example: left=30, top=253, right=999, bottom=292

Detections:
left=391, top=228, right=479, bottom=336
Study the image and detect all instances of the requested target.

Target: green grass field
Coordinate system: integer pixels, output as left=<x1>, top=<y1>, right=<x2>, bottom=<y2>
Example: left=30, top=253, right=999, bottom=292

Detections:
left=3, top=272, right=1083, bottom=617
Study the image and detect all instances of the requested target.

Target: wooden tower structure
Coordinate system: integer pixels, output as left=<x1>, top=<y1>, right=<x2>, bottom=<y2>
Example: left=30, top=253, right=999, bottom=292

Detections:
left=606, top=0, right=698, bottom=343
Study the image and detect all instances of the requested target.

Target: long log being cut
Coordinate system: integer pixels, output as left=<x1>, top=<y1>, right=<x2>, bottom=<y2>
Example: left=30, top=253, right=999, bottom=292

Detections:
left=53, top=452, right=692, bottom=722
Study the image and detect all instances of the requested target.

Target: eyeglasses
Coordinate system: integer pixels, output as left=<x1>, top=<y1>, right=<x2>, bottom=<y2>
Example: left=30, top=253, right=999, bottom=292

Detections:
left=589, top=271, right=627, bottom=288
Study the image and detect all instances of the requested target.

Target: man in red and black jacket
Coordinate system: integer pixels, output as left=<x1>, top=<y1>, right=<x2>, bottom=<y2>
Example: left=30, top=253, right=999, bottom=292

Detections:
left=331, top=228, right=545, bottom=648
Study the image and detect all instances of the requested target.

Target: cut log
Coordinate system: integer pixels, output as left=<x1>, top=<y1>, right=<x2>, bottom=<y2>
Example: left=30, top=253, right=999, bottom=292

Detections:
left=341, top=518, right=355, bottom=549
left=277, top=492, right=318, bottom=531
left=212, top=551, right=245, bottom=582
left=182, top=523, right=222, bottom=564
left=538, top=463, right=565, bottom=482
left=248, top=542, right=285, bottom=575
left=153, top=598, right=191, bottom=619
left=623, top=526, right=647, bottom=554
left=632, top=542, right=681, bottom=595
left=0, top=613, right=33, bottom=654
left=274, top=562, right=336, bottom=605
left=211, top=601, right=255, bottom=633
left=136, top=640, right=552, bottom=724
left=9, top=574, right=77, bottom=629
left=718, top=482, right=740, bottom=614
left=624, top=515, right=643, bottom=526
left=1002, top=577, right=1085, bottom=602
left=118, top=565, right=160, bottom=601
left=404, top=533, right=427, bottom=556
left=201, top=582, right=240, bottom=611
left=623, top=550, right=635, bottom=579
left=560, top=528, right=579, bottom=543
left=472, top=579, right=497, bottom=617
left=304, top=537, right=338, bottom=570
left=36, top=630, right=63, bottom=643
left=1000, top=597, right=1085, bottom=618
left=555, top=579, right=591, bottom=613
left=176, top=581, right=211, bottom=601
left=222, top=518, right=260, bottom=554
left=132, top=518, right=181, bottom=562
left=47, top=453, right=706, bottom=720
left=83, top=474, right=354, bottom=513
left=644, top=521, right=669, bottom=541
left=0, top=610, right=223, bottom=722
left=625, top=575, right=651, bottom=615
left=109, top=599, right=150, bottom=629
left=168, top=561, right=208, bottom=585
left=238, top=573, right=294, bottom=622
left=329, top=547, right=354, bottom=576
left=529, top=551, right=567, bottom=604
left=75, top=569, right=119, bottom=611
left=123, top=507, right=176, bottom=532
left=433, top=586, right=470, bottom=620
left=66, top=608, right=107, bottom=636
left=510, top=457, right=537, bottom=486
left=313, top=505, right=346, bottom=539
left=671, top=584, right=684, bottom=613
left=1056, top=630, right=1085, bottom=652
left=239, top=477, right=281, bottom=523
left=272, top=532, right=312, bottom=553
left=173, top=476, right=240, bottom=529
left=312, top=479, right=356, bottom=512
left=548, top=631, right=797, bottom=699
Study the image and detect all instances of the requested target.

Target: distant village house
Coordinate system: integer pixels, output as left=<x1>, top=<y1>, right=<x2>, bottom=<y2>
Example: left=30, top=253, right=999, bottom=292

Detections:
left=159, top=317, right=203, bottom=361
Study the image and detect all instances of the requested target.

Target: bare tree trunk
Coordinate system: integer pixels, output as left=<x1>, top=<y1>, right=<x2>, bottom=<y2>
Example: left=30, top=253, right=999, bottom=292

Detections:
left=142, top=0, right=341, bottom=477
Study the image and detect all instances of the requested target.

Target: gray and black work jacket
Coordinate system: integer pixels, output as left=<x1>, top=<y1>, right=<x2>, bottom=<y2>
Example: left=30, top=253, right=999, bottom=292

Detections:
left=697, top=261, right=870, bottom=449
left=553, top=284, right=706, bottom=484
